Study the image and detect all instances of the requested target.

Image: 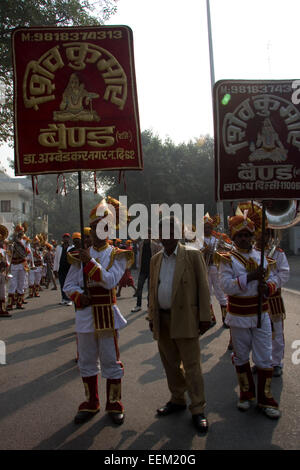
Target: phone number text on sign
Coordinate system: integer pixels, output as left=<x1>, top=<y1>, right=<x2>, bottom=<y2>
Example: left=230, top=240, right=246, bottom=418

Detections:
left=213, top=79, right=300, bottom=201
left=12, top=26, right=143, bottom=175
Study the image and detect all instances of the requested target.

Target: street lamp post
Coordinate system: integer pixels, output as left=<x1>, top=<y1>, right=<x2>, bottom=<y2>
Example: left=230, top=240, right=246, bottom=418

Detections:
left=206, top=0, right=225, bottom=230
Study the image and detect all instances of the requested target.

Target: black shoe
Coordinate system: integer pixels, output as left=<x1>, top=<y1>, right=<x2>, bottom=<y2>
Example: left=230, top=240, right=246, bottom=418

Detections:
left=74, top=409, right=99, bottom=424
left=108, top=412, right=125, bottom=425
left=192, top=413, right=209, bottom=433
left=156, top=401, right=186, bottom=416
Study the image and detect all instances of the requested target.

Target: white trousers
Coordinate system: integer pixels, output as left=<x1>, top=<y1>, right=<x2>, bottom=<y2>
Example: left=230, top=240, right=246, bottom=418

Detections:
left=272, top=320, right=284, bottom=367
left=208, top=265, right=227, bottom=305
left=231, top=315, right=273, bottom=368
left=77, top=332, right=124, bottom=379
left=29, top=267, right=43, bottom=286
left=8, top=264, right=27, bottom=294
left=23, top=272, right=28, bottom=289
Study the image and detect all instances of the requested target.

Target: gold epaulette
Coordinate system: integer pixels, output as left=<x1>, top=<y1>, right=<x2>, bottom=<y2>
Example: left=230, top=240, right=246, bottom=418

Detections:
left=107, top=247, right=134, bottom=271
left=67, top=250, right=81, bottom=265
left=266, top=256, right=277, bottom=271
left=214, top=251, right=232, bottom=268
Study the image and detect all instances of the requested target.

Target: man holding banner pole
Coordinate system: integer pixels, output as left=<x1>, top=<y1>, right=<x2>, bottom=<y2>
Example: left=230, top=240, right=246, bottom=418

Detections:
left=63, top=197, right=133, bottom=425
left=218, top=208, right=281, bottom=419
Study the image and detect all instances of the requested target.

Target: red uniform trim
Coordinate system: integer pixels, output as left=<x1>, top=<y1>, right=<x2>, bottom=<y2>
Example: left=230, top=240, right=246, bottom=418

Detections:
left=228, top=295, right=268, bottom=315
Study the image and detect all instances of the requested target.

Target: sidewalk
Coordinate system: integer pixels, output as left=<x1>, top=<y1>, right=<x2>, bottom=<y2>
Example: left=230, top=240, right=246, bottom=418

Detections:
left=285, top=255, right=300, bottom=291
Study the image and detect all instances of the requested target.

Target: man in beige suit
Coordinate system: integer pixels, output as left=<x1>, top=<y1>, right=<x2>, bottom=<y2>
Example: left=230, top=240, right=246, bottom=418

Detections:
left=147, top=216, right=211, bottom=432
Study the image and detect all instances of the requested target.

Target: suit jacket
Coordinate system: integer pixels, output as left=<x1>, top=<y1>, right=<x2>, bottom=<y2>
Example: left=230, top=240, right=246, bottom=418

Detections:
left=148, top=243, right=211, bottom=340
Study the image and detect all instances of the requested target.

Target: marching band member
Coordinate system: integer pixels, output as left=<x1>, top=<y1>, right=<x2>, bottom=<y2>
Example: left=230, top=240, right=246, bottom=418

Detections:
left=28, top=235, right=44, bottom=298
left=0, top=224, right=10, bottom=317
left=238, top=201, right=290, bottom=378
left=83, top=227, right=92, bottom=249
left=7, top=224, right=30, bottom=310
left=63, top=197, right=133, bottom=425
left=218, top=209, right=281, bottom=419
left=255, top=229, right=290, bottom=378
left=116, top=240, right=137, bottom=298
left=201, top=213, right=228, bottom=326
left=22, top=230, right=32, bottom=299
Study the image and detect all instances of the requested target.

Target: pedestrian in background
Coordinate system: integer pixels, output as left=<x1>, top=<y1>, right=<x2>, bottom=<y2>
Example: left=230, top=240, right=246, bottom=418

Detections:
left=53, top=233, right=73, bottom=305
left=131, top=233, right=161, bottom=313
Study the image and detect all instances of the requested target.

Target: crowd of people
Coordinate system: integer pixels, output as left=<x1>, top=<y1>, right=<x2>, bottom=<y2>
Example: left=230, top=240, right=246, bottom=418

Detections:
left=0, top=197, right=290, bottom=432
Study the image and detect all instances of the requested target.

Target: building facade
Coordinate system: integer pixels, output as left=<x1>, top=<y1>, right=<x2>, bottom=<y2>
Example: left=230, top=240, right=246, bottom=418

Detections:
left=0, top=172, right=33, bottom=236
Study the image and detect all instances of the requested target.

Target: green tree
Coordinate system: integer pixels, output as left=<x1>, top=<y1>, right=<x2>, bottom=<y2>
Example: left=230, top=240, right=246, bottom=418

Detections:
left=108, top=130, right=220, bottom=222
left=0, top=0, right=118, bottom=142
left=25, top=130, right=228, bottom=240
left=28, top=169, right=118, bottom=240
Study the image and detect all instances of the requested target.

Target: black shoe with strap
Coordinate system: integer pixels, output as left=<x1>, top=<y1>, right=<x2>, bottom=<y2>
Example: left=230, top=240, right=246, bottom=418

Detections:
left=156, top=401, right=187, bottom=416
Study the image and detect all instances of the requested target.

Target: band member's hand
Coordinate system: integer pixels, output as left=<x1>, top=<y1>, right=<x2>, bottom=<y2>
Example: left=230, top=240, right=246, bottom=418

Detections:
left=257, top=281, right=269, bottom=297
left=79, top=248, right=91, bottom=264
left=80, top=294, right=91, bottom=307
left=198, top=321, right=211, bottom=335
left=247, top=267, right=265, bottom=283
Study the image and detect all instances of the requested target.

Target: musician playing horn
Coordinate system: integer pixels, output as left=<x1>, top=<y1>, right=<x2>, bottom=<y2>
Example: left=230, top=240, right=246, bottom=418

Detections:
left=7, top=224, right=30, bottom=310
left=0, top=224, right=10, bottom=317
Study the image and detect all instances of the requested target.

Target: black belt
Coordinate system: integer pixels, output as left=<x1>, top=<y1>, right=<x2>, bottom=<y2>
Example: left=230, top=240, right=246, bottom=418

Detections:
left=159, top=308, right=171, bottom=314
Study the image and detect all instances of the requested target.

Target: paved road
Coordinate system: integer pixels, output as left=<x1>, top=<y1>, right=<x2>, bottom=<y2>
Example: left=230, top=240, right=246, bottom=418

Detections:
left=0, top=274, right=299, bottom=451
left=285, top=255, right=300, bottom=291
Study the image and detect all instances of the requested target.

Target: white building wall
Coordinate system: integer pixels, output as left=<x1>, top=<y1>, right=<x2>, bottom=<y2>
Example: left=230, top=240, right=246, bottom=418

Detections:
left=0, top=174, right=32, bottom=236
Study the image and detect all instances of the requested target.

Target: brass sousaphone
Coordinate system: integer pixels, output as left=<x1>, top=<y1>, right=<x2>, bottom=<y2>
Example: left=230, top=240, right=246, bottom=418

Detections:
left=264, top=200, right=300, bottom=229
left=239, top=200, right=300, bottom=230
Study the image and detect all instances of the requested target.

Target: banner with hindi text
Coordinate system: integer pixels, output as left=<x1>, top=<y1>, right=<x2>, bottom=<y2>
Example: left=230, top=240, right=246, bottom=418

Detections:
left=12, top=26, right=143, bottom=175
left=214, top=79, right=300, bottom=201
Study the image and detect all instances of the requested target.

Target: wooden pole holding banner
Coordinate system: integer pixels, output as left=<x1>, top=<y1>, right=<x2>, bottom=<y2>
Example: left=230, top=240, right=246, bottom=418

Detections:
left=257, top=201, right=266, bottom=328
left=78, top=171, right=87, bottom=293
left=78, top=171, right=84, bottom=246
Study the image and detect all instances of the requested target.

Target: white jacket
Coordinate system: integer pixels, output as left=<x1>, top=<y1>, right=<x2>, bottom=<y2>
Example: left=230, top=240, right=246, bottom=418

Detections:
left=53, top=244, right=73, bottom=272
